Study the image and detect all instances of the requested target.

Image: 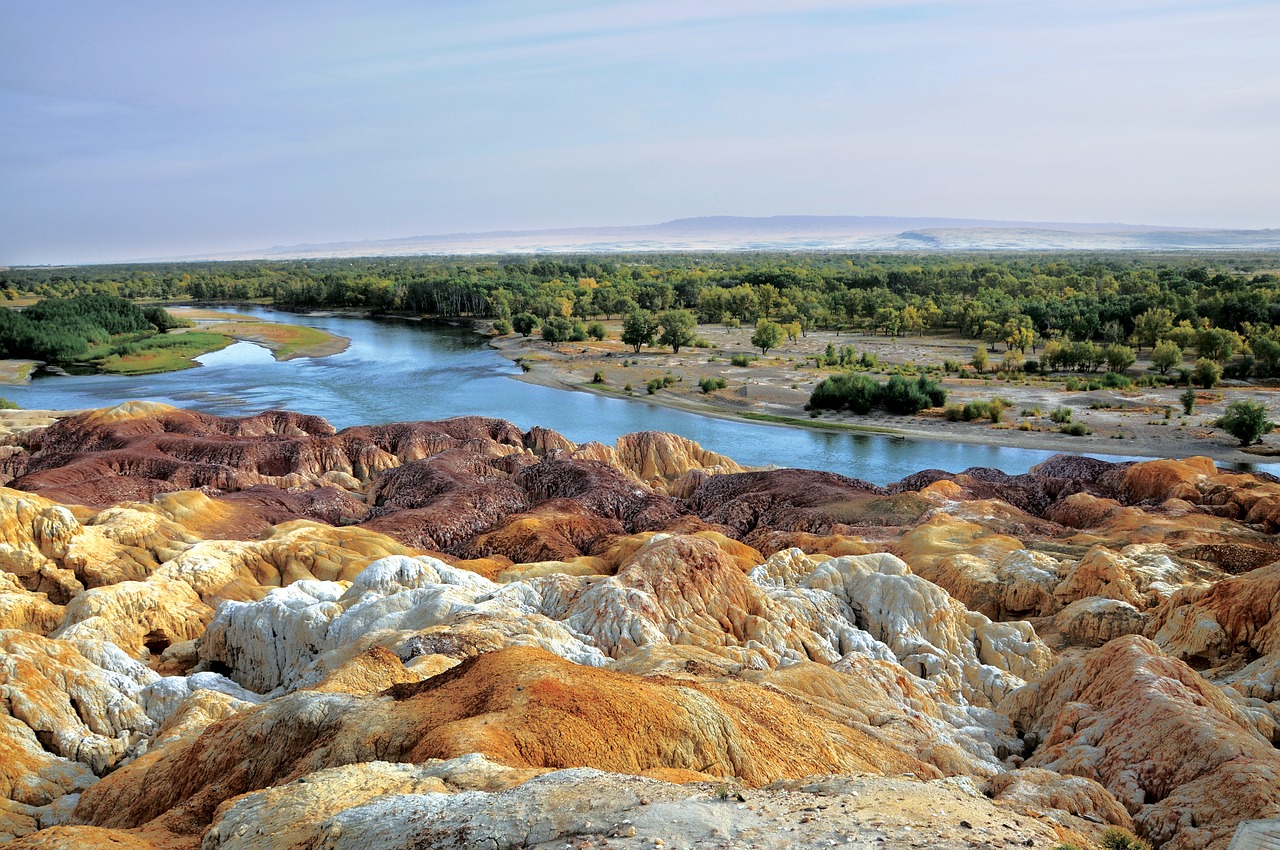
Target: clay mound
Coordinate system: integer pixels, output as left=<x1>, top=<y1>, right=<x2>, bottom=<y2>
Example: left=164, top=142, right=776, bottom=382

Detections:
left=613, top=429, right=744, bottom=490
left=73, top=646, right=934, bottom=837
left=462, top=499, right=625, bottom=562
left=513, top=457, right=680, bottom=530
left=1148, top=560, right=1280, bottom=667
left=1002, top=635, right=1280, bottom=850
left=681, top=468, right=885, bottom=535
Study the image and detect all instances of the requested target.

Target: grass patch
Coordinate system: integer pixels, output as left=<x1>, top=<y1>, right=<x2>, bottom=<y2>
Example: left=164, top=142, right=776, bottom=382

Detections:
left=97, top=332, right=233, bottom=374
left=211, top=322, right=348, bottom=359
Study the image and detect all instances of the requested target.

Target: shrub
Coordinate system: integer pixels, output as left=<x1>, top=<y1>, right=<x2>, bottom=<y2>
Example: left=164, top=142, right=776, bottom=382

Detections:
left=646, top=378, right=662, bottom=394
left=623, top=383, right=633, bottom=393
left=591, top=371, right=604, bottom=384
left=586, top=321, right=606, bottom=341
left=1215, top=400, right=1275, bottom=446
left=1060, top=422, right=1092, bottom=436
left=1049, top=407, right=1072, bottom=423
left=809, top=373, right=880, bottom=414
left=808, top=374, right=944, bottom=416
left=1101, top=371, right=1132, bottom=389
left=1023, top=358, right=1039, bottom=374
left=1193, top=358, right=1222, bottom=389
left=944, top=403, right=965, bottom=421
left=540, top=316, right=574, bottom=343
left=1098, top=827, right=1153, bottom=850
left=698, top=376, right=727, bottom=393
left=0, top=397, right=18, bottom=410
left=1181, top=387, right=1197, bottom=415
left=492, top=318, right=512, bottom=335
left=730, top=353, right=756, bottom=367
left=879, top=375, right=932, bottom=415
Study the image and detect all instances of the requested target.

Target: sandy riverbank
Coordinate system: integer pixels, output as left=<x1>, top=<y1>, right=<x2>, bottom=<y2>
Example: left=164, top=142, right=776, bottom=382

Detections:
left=486, top=322, right=1280, bottom=468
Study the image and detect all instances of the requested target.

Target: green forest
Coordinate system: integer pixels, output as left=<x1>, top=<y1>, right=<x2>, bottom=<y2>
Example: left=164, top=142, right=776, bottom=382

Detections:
left=0, top=294, right=190, bottom=364
left=4, top=252, right=1279, bottom=375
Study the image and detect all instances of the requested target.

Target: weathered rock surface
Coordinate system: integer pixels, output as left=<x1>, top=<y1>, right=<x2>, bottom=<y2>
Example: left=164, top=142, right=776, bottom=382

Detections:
left=5, top=406, right=1280, bottom=849
left=1001, top=636, right=1280, bottom=850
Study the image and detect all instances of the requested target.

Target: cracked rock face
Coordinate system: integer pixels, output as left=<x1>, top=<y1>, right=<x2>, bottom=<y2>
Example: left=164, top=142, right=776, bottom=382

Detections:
left=2, top=405, right=1280, bottom=849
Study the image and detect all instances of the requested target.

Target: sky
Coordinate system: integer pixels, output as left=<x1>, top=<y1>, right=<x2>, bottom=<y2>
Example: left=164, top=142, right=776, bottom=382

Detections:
left=2, top=0, right=1278, bottom=265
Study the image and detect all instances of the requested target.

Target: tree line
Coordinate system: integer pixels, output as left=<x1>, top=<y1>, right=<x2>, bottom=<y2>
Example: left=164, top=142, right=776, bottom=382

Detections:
left=5, top=253, right=1278, bottom=368
left=0, top=295, right=188, bottom=363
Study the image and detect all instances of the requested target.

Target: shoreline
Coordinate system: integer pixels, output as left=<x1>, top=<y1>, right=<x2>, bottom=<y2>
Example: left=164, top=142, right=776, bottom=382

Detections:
left=484, top=329, right=1280, bottom=470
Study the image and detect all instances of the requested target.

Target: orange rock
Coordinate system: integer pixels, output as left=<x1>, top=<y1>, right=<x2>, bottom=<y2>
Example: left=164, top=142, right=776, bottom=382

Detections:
left=1002, top=635, right=1280, bottom=849
left=73, top=646, right=935, bottom=837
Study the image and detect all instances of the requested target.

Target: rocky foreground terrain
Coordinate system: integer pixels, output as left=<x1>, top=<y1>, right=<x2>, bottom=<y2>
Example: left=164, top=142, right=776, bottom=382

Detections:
left=0, top=402, right=1278, bottom=849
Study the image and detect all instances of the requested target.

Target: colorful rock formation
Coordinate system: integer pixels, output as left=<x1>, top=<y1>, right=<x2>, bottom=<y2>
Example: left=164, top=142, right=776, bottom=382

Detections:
left=1, top=403, right=1278, bottom=849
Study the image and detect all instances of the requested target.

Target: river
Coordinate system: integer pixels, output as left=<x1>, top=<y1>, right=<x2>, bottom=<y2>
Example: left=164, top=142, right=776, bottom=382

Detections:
left=7, top=307, right=1264, bottom=485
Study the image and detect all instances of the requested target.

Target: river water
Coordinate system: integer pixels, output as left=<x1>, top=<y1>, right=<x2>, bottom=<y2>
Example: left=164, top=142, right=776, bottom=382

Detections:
left=8, top=307, right=1260, bottom=485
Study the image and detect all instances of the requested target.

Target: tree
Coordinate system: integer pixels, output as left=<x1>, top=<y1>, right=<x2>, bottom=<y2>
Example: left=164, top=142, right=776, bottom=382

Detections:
left=751, top=319, right=783, bottom=355
left=1180, top=387, right=1197, bottom=415
left=657, top=309, right=696, bottom=353
left=1193, top=357, right=1222, bottom=388
left=512, top=312, right=540, bottom=337
left=900, top=304, right=924, bottom=336
left=971, top=345, right=989, bottom=373
left=1215, top=400, right=1274, bottom=446
left=621, top=309, right=657, bottom=353
left=1131, top=307, right=1174, bottom=351
left=1105, top=344, right=1136, bottom=374
left=540, top=315, right=574, bottom=342
left=783, top=321, right=802, bottom=343
left=1150, top=340, right=1182, bottom=375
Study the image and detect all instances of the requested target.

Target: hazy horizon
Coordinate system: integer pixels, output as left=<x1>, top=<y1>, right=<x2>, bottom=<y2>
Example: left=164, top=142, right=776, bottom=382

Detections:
left=4, top=1, right=1278, bottom=265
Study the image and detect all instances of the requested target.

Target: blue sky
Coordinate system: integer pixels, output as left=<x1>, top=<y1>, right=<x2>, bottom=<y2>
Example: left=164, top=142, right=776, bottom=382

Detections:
left=3, top=1, right=1278, bottom=264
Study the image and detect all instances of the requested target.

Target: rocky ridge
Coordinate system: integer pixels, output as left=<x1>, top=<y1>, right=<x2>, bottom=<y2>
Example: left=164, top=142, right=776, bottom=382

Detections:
left=0, top=403, right=1278, bottom=849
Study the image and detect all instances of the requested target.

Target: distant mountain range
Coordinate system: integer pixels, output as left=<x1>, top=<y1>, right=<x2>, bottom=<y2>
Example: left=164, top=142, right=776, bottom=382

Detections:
left=183, top=215, right=1280, bottom=261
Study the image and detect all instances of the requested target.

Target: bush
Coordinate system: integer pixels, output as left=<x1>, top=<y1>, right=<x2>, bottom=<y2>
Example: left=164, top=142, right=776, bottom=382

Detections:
left=540, top=316, right=573, bottom=343
left=808, top=374, right=945, bottom=416
left=1181, top=387, right=1197, bottom=415
left=586, top=321, right=606, bottom=341
left=698, top=376, right=727, bottom=393
left=730, top=353, right=756, bottom=367
left=1049, top=407, right=1072, bottom=423
left=1098, top=828, right=1152, bottom=850
left=878, top=375, right=932, bottom=415
left=809, top=373, right=880, bottom=414
left=1215, top=400, right=1275, bottom=446
left=1023, top=358, right=1039, bottom=374
left=492, top=318, right=512, bottom=335
left=0, top=397, right=18, bottom=410
left=944, top=403, right=965, bottom=421
left=1193, top=358, right=1222, bottom=388
left=1060, top=422, right=1092, bottom=436
left=591, top=371, right=604, bottom=384
left=1101, top=371, right=1132, bottom=389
